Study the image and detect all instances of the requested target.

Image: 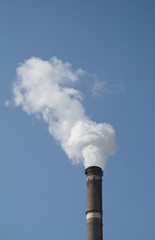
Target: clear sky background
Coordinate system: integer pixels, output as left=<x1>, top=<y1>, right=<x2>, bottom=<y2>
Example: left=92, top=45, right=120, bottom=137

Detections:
left=0, top=0, right=155, bottom=239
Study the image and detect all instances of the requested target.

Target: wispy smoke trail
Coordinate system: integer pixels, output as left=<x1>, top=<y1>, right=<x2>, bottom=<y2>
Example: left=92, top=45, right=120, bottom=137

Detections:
left=13, top=57, right=116, bottom=170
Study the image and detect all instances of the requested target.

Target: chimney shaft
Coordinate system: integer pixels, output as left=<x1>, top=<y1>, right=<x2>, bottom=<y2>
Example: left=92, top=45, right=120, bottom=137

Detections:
left=85, top=166, right=103, bottom=240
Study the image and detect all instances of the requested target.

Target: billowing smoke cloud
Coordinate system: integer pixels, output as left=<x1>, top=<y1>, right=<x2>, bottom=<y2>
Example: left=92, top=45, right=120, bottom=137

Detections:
left=13, top=57, right=116, bottom=170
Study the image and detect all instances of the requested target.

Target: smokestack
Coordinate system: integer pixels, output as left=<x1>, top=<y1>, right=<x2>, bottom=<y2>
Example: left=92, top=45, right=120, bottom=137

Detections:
left=85, top=166, right=103, bottom=240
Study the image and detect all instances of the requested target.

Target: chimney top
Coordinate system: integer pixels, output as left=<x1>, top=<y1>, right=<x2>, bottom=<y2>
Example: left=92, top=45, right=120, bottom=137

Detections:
left=85, top=166, right=103, bottom=176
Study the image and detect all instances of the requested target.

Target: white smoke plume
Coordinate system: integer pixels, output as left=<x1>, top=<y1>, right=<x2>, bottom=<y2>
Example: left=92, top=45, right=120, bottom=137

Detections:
left=13, top=57, right=116, bottom=170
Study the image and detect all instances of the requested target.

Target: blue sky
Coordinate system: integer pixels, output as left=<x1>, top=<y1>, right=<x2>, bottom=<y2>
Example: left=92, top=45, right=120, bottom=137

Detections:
left=0, top=0, right=155, bottom=239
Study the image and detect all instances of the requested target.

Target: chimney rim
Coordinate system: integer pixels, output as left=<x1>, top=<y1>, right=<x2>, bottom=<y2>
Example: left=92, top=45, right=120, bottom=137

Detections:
left=85, top=166, right=103, bottom=176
